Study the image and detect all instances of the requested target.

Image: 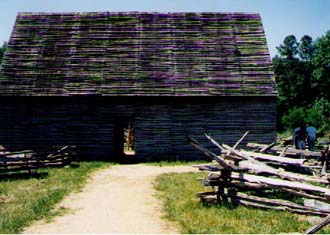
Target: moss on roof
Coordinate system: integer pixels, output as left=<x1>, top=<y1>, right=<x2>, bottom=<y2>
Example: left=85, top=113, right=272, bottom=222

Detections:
left=0, top=12, right=277, bottom=96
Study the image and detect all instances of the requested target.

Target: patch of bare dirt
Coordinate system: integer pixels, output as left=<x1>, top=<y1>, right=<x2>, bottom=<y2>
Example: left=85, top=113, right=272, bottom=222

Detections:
left=23, top=164, right=198, bottom=234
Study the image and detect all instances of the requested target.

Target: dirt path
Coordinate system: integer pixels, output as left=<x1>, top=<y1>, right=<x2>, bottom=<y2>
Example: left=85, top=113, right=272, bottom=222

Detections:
left=23, top=164, right=198, bottom=234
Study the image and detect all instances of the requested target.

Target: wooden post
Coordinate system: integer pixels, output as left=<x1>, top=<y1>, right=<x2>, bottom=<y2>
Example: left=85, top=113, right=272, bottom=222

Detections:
left=217, top=185, right=224, bottom=202
left=233, top=131, right=249, bottom=149
left=260, top=142, right=276, bottom=153
left=24, top=152, right=30, bottom=174
left=187, top=136, right=243, bottom=172
left=279, top=145, right=289, bottom=158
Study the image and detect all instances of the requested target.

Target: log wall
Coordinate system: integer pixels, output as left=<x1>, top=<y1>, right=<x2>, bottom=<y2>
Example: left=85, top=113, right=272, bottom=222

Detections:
left=0, top=96, right=276, bottom=161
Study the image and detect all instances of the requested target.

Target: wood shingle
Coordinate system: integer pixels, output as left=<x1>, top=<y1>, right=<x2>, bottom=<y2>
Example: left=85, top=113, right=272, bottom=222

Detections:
left=0, top=12, right=276, bottom=96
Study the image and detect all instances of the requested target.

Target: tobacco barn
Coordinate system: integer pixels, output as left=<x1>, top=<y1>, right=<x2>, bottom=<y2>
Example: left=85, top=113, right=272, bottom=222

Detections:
left=0, top=12, right=277, bottom=162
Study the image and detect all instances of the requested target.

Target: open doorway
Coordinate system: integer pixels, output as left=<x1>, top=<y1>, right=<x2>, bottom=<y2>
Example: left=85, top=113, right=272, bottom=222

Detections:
left=113, top=118, right=136, bottom=162
left=123, top=122, right=135, bottom=155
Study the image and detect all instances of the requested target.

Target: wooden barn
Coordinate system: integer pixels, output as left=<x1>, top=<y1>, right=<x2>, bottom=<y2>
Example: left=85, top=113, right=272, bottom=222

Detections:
left=0, top=12, right=277, bottom=162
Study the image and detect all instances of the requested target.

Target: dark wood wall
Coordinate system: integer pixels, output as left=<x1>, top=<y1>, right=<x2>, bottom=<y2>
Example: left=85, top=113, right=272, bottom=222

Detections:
left=0, top=96, right=276, bottom=161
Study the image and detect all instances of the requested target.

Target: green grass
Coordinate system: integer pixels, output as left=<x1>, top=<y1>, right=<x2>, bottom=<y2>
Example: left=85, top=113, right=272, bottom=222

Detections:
left=0, top=161, right=113, bottom=234
left=277, top=130, right=292, bottom=139
left=155, top=172, right=330, bottom=234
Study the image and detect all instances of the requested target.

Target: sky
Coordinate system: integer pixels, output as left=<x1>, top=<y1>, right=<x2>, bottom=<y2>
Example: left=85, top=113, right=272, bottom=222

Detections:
left=0, top=0, right=330, bottom=58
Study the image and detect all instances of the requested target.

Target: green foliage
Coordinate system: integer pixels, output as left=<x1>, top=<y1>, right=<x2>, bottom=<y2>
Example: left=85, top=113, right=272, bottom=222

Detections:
left=313, top=31, right=330, bottom=100
left=276, top=35, right=299, bottom=60
left=281, top=98, right=330, bottom=137
left=307, top=98, right=330, bottom=137
left=274, top=31, right=330, bottom=134
left=281, top=107, right=306, bottom=129
left=0, top=41, right=7, bottom=66
left=299, top=35, right=315, bottom=61
left=155, top=172, right=322, bottom=234
left=0, top=161, right=112, bottom=233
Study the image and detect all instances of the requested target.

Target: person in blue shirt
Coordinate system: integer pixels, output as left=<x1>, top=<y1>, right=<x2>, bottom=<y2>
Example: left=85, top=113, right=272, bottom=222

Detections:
left=306, top=123, right=317, bottom=151
left=296, top=124, right=307, bottom=150
left=292, top=126, right=300, bottom=149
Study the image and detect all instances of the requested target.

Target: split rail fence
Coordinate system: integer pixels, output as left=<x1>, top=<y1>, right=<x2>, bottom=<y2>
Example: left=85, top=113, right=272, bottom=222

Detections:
left=0, top=145, right=76, bottom=176
left=188, top=132, right=330, bottom=233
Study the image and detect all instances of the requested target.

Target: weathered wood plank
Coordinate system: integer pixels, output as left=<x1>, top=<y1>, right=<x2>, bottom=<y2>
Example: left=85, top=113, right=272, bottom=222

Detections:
left=239, top=149, right=306, bottom=166
left=209, top=172, right=330, bottom=198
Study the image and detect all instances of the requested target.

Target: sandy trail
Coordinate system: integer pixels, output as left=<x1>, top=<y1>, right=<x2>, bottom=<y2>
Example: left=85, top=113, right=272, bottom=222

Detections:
left=23, top=164, right=198, bottom=234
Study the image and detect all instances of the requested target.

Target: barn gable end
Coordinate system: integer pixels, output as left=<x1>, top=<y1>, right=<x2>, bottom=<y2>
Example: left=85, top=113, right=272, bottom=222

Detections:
left=0, top=12, right=277, bottom=161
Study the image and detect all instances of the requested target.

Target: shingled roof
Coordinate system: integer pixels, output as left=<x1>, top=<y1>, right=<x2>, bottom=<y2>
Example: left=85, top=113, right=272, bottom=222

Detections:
left=0, top=12, right=277, bottom=96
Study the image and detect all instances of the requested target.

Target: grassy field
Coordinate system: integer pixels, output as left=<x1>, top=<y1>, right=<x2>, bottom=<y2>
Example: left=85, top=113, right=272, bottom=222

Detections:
left=0, top=161, right=113, bottom=234
left=155, top=172, right=330, bottom=234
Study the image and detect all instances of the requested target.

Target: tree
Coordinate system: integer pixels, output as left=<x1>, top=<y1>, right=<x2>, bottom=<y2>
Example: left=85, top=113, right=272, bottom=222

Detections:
left=313, top=31, right=330, bottom=100
left=298, top=35, right=316, bottom=103
left=274, top=31, right=330, bottom=134
left=276, top=35, right=299, bottom=60
left=299, top=35, right=315, bottom=61
left=274, top=35, right=306, bottom=109
left=275, top=35, right=304, bottom=109
left=0, top=41, right=8, bottom=66
left=274, top=35, right=316, bottom=130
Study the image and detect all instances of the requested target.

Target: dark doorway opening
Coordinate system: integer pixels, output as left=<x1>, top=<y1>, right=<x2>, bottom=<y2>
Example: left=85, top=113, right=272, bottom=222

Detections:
left=113, top=118, right=136, bottom=163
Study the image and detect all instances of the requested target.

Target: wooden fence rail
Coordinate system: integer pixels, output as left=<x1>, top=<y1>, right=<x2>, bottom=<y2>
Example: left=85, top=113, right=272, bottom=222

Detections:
left=0, top=145, right=75, bottom=176
left=189, top=132, right=330, bottom=233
